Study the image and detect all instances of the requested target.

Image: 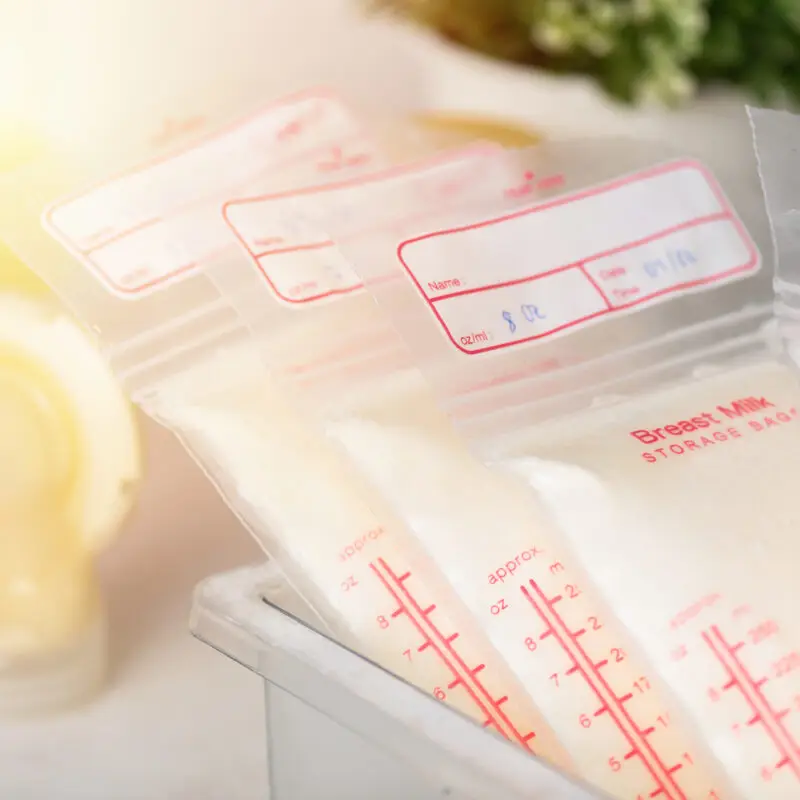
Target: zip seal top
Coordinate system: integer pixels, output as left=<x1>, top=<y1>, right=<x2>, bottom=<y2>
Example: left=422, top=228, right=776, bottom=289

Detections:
left=205, top=142, right=510, bottom=411
left=0, top=89, right=383, bottom=404
left=321, top=119, right=777, bottom=450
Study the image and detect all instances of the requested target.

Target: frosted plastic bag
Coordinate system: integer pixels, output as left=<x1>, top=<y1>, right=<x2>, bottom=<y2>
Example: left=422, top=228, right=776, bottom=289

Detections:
left=208, top=139, right=754, bottom=796
left=313, top=112, right=800, bottom=798
left=750, top=107, right=800, bottom=363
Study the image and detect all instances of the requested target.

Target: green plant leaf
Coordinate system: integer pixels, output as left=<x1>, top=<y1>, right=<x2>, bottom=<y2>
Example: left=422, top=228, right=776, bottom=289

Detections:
left=367, top=0, right=800, bottom=106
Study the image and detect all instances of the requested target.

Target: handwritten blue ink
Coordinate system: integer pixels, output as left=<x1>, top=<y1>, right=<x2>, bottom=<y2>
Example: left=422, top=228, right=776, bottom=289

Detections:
left=521, top=304, right=547, bottom=322
left=643, top=248, right=697, bottom=279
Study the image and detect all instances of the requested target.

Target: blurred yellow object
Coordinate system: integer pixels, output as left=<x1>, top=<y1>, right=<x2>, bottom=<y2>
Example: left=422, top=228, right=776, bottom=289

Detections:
left=0, top=296, right=142, bottom=548
left=411, top=112, right=542, bottom=148
left=387, top=111, right=541, bottom=163
left=0, top=290, right=142, bottom=712
left=0, top=239, right=50, bottom=296
left=0, top=348, right=86, bottom=652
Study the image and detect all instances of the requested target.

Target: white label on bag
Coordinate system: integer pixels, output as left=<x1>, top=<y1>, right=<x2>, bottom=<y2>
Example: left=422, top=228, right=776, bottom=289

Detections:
left=222, top=144, right=501, bottom=307
left=222, top=188, right=363, bottom=306
left=43, top=91, right=379, bottom=297
left=397, top=161, right=761, bottom=355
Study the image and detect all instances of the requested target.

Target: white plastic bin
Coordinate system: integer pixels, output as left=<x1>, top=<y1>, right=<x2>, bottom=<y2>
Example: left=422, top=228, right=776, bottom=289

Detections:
left=190, top=563, right=604, bottom=799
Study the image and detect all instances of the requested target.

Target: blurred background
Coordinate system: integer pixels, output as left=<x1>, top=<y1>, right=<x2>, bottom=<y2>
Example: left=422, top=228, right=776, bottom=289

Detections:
left=0, top=0, right=794, bottom=797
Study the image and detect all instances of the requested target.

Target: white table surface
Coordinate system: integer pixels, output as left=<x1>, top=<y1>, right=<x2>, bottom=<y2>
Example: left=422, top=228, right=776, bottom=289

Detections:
left=0, top=418, right=268, bottom=800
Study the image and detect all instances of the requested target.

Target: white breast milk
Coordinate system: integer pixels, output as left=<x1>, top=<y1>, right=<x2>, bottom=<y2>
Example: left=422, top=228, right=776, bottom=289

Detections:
left=496, top=359, right=800, bottom=800
left=150, top=346, right=568, bottom=767
left=329, top=368, right=730, bottom=800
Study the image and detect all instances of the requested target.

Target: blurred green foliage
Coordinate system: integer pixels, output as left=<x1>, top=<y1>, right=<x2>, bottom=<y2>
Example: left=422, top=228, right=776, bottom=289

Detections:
left=373, top=0, right=800, bottom=105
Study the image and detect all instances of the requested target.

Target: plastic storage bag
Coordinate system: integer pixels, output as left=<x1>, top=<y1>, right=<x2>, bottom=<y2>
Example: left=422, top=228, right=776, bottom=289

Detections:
left=302, top=111, right=800, bottom=799
left=207, top=139, right=749, bottom=797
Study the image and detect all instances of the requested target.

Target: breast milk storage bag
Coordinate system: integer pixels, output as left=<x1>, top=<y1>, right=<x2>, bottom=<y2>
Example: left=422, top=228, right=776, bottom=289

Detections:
left=0, top=102, right=581, bottom=774
left=297, top=113, right=800, bottom=799
left=208, top=142, right=760, bottom=798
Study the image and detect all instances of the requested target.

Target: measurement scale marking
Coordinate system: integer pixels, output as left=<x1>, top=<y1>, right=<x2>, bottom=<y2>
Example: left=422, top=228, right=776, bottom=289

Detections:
left=703, top=626, right=800, bottom=779
left=378, top=559, right=533, bottom=746
left=370, top=560, right=535, bottom=750
left=522, top=580, right=686, bottom=800
left=370, top=562, right=498, bottom=730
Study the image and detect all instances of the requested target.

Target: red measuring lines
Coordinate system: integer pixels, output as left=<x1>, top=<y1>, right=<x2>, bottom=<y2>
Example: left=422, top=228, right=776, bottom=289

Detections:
left=521, top=579, right=686, bottom=800
left=369, top=558, right=536, bottom=750
left=703, top=624, right=800, bottom=781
